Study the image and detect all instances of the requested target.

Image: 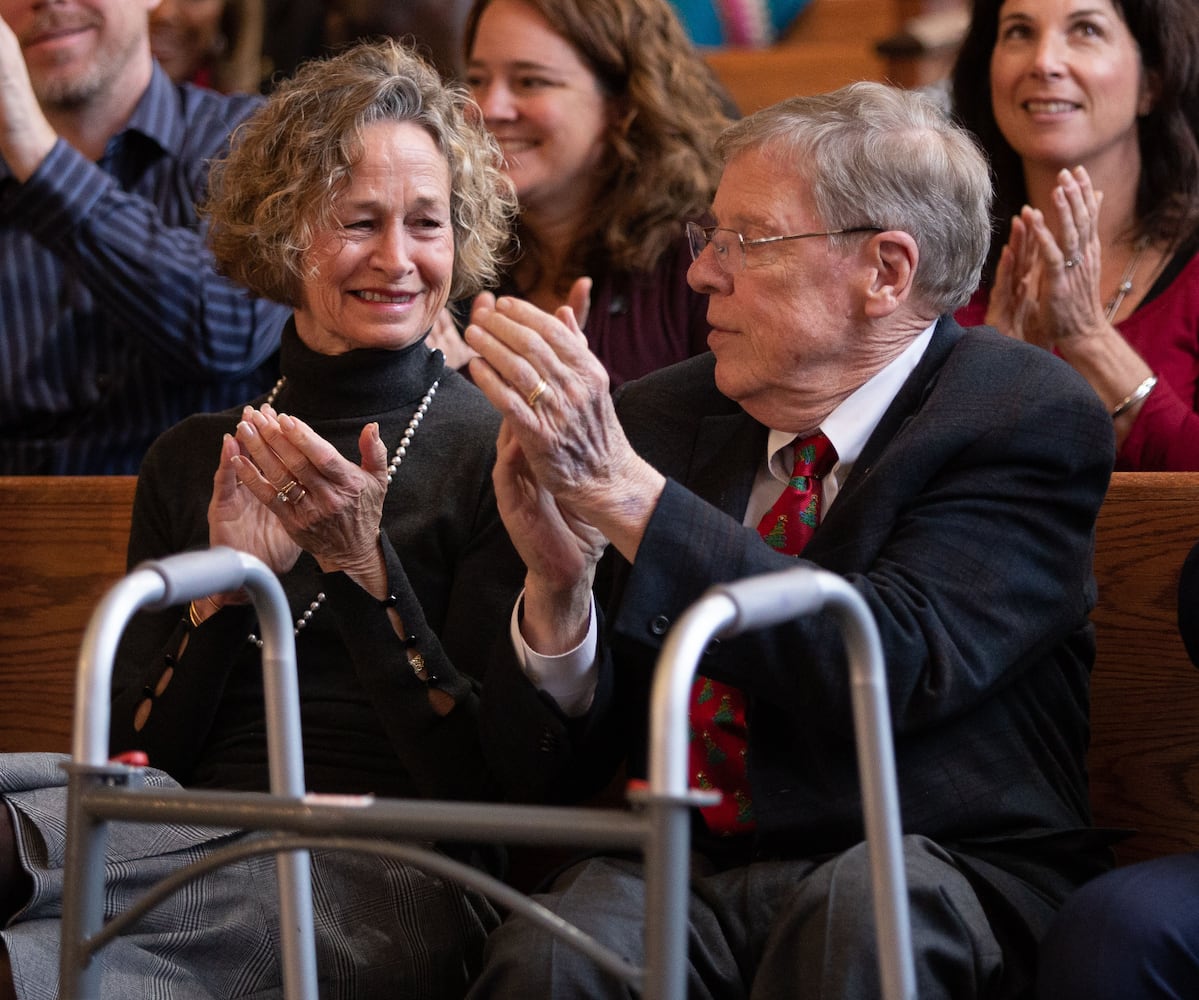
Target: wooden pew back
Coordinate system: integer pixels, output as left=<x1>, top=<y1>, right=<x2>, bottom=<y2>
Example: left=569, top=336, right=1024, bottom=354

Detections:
left=0, top=476, right=137, bottom=753
left=0, top=472, right=1196, bottom=867
left=1089, top=472, right=1199, bottom=863
left=701, top=0, right=894, bottom=115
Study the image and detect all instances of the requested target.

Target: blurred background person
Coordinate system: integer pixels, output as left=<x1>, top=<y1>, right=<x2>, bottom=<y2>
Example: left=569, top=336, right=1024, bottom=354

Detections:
left=669, top=0, right=811, bottom=47
left=323, top=0, right=473, bottom=81
left=258, top=0, right=323, bottom=85
left=0, top=0, right=286, bottom=475
left=433, top=0, right=732, bottom=388
left=952, top=0, right=1199, bottom=470
left=256, top=1, right=474, bottom=88
left=150, top=0, right=266, bottom=93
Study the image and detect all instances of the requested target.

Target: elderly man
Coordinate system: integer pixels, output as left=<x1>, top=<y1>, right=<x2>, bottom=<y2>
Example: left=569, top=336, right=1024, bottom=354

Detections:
left=0, top=0, right=286, bottom=474
left=464, top=82, right=1118, bottom=999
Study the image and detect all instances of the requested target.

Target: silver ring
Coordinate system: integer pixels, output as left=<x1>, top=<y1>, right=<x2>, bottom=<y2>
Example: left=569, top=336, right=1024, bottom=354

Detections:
left=525, top=377, right=549, bottom=409
left=1063, top=254, right=1083, bottom=269
left=275, top=479, right=299, bottom=503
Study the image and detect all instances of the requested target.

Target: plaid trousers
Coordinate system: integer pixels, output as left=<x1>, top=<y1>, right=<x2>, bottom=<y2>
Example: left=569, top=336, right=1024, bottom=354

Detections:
left=1, top=754, right=497, bottom=999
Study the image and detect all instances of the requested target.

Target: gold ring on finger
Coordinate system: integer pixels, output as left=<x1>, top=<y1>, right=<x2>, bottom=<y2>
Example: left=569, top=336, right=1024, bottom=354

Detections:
left=276, top=479, right=299, bottom=503
left=526, top=376, right=549, bottom=409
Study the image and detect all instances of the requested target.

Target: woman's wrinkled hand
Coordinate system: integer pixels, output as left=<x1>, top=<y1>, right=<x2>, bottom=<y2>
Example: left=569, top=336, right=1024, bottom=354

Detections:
left=208, top=428, right=302, bottom=584
left=227, top=404, right=391, bottom=588
left=1001, top=166, right=1110, bottom=349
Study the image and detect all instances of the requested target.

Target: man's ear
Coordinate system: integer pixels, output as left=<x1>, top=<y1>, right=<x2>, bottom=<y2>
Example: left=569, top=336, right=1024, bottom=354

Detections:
left=862, top=231, right=918, bottom=319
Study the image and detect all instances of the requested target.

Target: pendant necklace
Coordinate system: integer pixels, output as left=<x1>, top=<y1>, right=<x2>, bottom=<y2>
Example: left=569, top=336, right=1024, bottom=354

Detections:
left=245, top=375, right=440, bottom=648
left=1104, top=236, right=1150, bottom=324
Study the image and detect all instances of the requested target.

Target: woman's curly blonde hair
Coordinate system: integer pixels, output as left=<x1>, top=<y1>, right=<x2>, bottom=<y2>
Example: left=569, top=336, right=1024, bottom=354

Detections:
left=204, top=38, right=517, bottom=307
left=464, top=0, right=732, bottom=286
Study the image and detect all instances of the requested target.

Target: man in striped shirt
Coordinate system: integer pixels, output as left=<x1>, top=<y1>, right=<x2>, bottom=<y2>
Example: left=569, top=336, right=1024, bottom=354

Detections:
left=0, top=1, right=287, bottom=474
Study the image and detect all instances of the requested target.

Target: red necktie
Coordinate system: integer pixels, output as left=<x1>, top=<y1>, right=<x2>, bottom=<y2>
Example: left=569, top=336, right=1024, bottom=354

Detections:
left=689, top=431, right=836, bottom=835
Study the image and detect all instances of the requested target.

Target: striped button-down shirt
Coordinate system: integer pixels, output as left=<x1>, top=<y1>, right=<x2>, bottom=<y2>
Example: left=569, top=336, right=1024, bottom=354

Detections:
left=0, top=65, right=288, bottom=474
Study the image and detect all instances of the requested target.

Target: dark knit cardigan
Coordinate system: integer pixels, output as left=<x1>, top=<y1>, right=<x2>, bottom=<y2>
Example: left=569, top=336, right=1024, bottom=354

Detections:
left=109, top=321, right=524, bottom=803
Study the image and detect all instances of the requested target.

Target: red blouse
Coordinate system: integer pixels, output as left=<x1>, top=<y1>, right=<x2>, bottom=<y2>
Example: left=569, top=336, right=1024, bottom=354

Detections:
left=956, top=247, right=1199, bottom=471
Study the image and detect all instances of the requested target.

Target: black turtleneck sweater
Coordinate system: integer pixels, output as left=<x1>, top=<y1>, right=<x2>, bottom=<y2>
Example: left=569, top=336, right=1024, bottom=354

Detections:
left=109, top=321, right=524, bottom=803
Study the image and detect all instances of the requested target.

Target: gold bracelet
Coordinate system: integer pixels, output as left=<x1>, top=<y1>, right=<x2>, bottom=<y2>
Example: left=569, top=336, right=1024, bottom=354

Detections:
left=1110, top=374, right=1158, bottom=419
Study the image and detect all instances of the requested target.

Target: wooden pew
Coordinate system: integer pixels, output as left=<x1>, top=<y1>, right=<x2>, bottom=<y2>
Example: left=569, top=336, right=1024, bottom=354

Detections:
left=702, top=0, right=894, bottom=114
left=699, top=0, right=970, bottom=115
left=0, top=473, right=1196, bottom=869
left=0, top=476, right=137, bottom=753
left=704, top=44, right=888, bottom=115
left=1088, top=472, right=1199, bottom=863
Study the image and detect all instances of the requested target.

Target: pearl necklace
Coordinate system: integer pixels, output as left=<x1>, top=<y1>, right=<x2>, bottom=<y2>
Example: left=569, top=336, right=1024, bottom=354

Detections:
left=1104, top=236, right=1150, bottom=324
left=246, top=375, right=440, bottom=648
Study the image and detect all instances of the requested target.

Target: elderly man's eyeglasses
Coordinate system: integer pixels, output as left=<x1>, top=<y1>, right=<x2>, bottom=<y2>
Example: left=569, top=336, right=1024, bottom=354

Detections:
left=686, top=221, right=883, bottom=275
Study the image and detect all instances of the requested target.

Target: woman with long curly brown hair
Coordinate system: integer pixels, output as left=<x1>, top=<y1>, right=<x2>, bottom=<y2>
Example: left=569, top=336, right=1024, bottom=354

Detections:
left=436, top=0, right=733, bottom=388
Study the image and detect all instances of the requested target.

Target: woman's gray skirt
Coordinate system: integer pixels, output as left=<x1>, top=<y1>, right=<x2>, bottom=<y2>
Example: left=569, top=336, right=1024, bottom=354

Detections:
left=0, top=754, right=498, bottom=999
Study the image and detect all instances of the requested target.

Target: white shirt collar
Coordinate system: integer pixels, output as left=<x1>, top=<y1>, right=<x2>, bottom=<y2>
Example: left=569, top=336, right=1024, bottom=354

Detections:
left=760, top=319, right=937, bottom=512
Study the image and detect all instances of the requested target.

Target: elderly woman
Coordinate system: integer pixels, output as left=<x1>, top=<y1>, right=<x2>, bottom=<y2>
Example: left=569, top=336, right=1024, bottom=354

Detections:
left=0, top=39, right=520, bottom=1000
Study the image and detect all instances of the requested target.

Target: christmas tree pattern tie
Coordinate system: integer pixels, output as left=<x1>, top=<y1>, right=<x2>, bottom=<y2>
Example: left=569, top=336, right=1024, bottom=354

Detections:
left=688, top=431, right=836, bottom=835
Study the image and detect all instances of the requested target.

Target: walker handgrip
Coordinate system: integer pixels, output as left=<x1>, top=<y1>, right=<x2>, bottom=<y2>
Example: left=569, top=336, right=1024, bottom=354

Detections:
left=709, top=566, right=828, bottom=634
left=134, top=546, right=249, bottom=608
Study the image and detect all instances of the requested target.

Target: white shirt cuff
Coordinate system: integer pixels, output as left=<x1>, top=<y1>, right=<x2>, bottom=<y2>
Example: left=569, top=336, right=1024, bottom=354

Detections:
left=508, top=590, right=598, bottom=717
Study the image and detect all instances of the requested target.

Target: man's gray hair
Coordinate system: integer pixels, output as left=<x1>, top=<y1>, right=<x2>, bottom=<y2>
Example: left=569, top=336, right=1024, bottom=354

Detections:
left=717, top=81, right=993, bottom=313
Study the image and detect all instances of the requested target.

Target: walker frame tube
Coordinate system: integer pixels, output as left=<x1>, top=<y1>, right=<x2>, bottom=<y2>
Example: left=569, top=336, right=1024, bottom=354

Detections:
left=59, top=548, right=317, bottom=1000
left=652, top=567, right=916, bottom=1000
left=59, top=553, right=910, bottom=1000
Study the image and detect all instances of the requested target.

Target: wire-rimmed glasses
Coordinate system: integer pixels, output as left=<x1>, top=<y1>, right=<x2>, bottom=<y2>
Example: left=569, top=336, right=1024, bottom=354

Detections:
left=686, top=221, right=883, bottom=275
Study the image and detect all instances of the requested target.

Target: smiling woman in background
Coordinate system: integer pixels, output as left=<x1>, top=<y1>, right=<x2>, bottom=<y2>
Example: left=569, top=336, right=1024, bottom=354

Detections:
left=150, top=0, right=264, bottom=92
left=431, top=0, right=732, bottom=388
left=952, top=0, right=1199, bottom=470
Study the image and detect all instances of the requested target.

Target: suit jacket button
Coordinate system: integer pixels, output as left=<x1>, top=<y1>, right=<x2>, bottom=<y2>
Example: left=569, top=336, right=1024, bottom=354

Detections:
left=649, top=615, right=670, bottom=636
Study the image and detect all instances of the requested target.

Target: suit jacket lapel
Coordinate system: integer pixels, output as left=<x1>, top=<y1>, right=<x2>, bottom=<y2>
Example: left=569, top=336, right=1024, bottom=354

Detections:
left=835, top=316, right=964, bottom=505
left=687, top=410, right=767, bottom=524
left=810, top=316, right=965, bottom=560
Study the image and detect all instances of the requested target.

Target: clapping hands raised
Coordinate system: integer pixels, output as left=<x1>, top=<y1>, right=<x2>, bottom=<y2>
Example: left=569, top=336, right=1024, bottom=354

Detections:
left=987, top=166, right=1111, bottom=348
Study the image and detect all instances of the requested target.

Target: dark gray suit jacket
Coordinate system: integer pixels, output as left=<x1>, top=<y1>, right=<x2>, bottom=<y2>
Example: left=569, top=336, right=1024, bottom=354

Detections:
left=483, top=316, right=1117, bottom=929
